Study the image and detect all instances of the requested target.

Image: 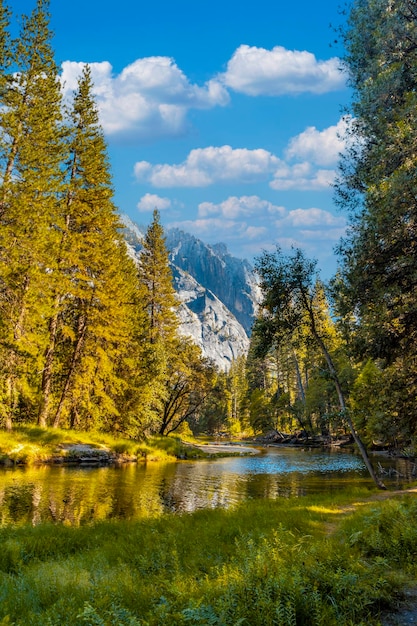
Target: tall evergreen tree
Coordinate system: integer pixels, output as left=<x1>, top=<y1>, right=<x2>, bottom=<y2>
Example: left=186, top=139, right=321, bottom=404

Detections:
left=0, top=0, right=66, bottom=429
left=138, top=209, right=178, bottom=346
left=134, top=210, right=180, bottom=432
left=47, top=65, right=139, bottom=430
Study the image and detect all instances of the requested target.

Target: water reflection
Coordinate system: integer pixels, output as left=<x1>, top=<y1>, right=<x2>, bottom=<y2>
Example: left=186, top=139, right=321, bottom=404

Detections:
left=0, top=447, right=413, bottom=525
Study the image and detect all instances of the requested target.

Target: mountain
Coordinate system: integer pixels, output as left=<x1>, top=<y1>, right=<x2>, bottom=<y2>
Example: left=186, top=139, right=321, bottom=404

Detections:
left=165, top=228, right=260, bottom=335
left=120, top=215, right=259, bottom=370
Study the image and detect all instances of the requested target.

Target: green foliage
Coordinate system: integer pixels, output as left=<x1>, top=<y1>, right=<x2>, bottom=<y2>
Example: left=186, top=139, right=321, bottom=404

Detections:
left=0, top=0, right=67, bottom=430
left=334, top=0, right=417, bottom=447
left=254, top=247, right=385, bottom=488
left=0, top=4, right=218, bottom=440
left=125, top=209, right=181, bottom=435
left=0, top=493, right=415, bottom=625
left=159, top=339, right=217, bottom=436
left=0, top=425, right=206, bottom=465
left=77, top=602, right=142, bottom=626
left=343, top=496, right=417, bottom=566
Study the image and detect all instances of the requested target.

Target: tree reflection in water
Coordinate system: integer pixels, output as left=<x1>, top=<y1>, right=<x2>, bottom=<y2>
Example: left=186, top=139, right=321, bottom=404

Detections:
left=0, top=448, right=412, bottom=525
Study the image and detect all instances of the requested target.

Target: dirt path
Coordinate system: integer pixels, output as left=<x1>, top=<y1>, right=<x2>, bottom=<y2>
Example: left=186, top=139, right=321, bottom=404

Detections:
left=380, top=587, right=417, bottom=625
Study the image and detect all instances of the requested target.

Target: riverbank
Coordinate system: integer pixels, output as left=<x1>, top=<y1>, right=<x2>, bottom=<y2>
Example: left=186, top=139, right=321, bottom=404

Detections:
left=0, top=488, right=416, bottom=625
left=0, top=425, right=213, bottom=466
left=0, top=426, right=260, bottom=467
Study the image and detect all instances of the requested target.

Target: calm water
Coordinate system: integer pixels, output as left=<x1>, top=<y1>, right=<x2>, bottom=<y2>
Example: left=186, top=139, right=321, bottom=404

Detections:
left=0, top=447, right=414, bottom=525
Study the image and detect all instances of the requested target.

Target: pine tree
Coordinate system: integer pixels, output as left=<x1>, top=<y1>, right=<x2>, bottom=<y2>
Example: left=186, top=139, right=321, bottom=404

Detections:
left=134, top=210, right=180, bottom=432
left=0, top=0, right=66, bottom=429
left=47, top=65, right=139, bottom=430
left=138, top=209, right=178, bottom=345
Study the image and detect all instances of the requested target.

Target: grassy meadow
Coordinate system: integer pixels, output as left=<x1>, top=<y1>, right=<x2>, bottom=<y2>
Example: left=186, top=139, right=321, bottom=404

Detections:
left=0, top=488, right=416, bottom=625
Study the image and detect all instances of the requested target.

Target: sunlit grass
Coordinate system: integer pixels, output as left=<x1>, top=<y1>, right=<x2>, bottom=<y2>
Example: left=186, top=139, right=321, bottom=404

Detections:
left=0, top=425, right=210, bottom=465
left=0, top=492, right=416, bottom=624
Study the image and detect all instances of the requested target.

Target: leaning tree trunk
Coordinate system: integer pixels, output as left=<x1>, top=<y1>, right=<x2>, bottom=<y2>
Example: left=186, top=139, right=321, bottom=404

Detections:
left=313, top=329, right=386, bottom=490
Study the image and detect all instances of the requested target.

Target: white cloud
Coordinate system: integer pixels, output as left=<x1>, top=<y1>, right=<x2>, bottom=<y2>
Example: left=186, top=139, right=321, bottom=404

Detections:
left=134, top=146, right=280, bottom=187
left=61, top=59, right=229, bottom=139
left=166, top=201, right=346, bottom=276
left=220, top=45, right=346, bottom=96
left=285, top=117, right=350, bottom=166
left=198, top=195, right=286, bottom=218
left=168, top=218, right=243, bottom=236
left=137, top=193, right=172, bottom=212
left=168, top=217, right=271, bottom=244
left=245, top=225, right=268, bottom=239
left=282, top=208, right=346, bottom=228
left=132, top=118, right=345, bottom=192
left=270, top=162, right=336, bottom=190
left=299, top=228, right=347, bottom=241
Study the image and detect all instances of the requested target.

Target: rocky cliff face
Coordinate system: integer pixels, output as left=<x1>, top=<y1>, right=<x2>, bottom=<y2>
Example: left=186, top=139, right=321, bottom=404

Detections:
left=166, top=229, right=259, bottom=335
left=120, top=215, right=259, bottom=370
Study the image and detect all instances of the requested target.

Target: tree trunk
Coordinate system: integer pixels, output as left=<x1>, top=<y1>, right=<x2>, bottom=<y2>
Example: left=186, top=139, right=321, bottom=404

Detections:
left=53, top=312, right=87, bottom=428
left=38, top=211, right=72, bottom=427
left=37, top=304, right=60, bottom=427
left=313, top=329, right=386, bottom=490
left=293, top=353, right=306, bottom=404
left=298, top=288, right=386, bottom=490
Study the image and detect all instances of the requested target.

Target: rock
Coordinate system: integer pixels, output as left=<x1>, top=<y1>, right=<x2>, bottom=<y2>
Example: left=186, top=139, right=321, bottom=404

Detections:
left=120, top=216, right=261, bottom=371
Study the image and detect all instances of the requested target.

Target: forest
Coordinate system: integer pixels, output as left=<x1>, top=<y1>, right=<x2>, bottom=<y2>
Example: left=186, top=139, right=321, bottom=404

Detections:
left=1, top=0, right=417, bottom=467
left=2, top=2, right=417, bottom=625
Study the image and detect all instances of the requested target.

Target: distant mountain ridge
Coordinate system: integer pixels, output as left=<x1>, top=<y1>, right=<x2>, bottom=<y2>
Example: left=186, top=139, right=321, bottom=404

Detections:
left=120, top=215, right=260, bottom=370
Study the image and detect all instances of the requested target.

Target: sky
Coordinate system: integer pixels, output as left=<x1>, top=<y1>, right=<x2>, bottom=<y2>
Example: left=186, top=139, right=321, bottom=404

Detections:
left=14, top=0, right=352, bottom=278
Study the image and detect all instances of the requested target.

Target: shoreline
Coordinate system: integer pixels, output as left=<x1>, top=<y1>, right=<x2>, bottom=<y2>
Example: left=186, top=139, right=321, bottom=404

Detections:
left=0, top=439, right=261, bottom=468
left=184, top=441, right=261, bottom=456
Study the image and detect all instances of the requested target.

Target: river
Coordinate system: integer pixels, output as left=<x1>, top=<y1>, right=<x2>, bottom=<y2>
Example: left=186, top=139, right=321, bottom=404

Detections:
left=0, top=446, right=414, bottom=525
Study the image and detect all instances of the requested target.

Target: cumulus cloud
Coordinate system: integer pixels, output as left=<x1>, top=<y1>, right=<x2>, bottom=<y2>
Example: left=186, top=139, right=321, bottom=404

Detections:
left=198, top=195, right=286, bottom=218
left=134, top=146, right=280, bottom=187
left=282, top=208, right=346, bottom=228
left=137, top=193, right=172, bottom=212
left=270, top=162, right=336, bottom=190
left=285, top=117, right=350, bottom=166
left=166, top=199, right=346, bottom=275
left=133, top=117, right=345, bottom=192
left=168, top=218, right=244, bottom=236
left=168, top=216, right=272, bottom=246
left=61, top=59, right=229, bottom=139
left=220, top=45, right=346, bottom=96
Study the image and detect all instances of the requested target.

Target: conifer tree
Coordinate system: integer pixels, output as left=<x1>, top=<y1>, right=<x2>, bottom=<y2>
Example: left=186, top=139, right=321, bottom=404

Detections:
left=334, top=0, right=417, bottom=445
left=138, top=209, right=179, bottom=345
left=135, top=210, right=180, bottom=431
left=0, top=0, right=65, bottom=429
left=47, top=65, right=138, bottom=430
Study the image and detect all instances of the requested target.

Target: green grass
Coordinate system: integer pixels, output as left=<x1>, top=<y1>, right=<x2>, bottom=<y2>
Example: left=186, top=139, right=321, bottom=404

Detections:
left=0, top=426, right=210, bottom=465
left=0, top=490, right=416, bottom=625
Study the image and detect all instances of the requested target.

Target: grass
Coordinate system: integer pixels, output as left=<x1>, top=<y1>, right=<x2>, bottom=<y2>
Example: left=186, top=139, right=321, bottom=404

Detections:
left=0, top=426, right=210, bottom=465
left=0, top=489, right=416, bottom=625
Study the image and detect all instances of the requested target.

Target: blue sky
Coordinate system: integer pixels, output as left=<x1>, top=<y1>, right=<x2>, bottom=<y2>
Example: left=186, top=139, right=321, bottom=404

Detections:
left=15, top=0, right=351, bottom=278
